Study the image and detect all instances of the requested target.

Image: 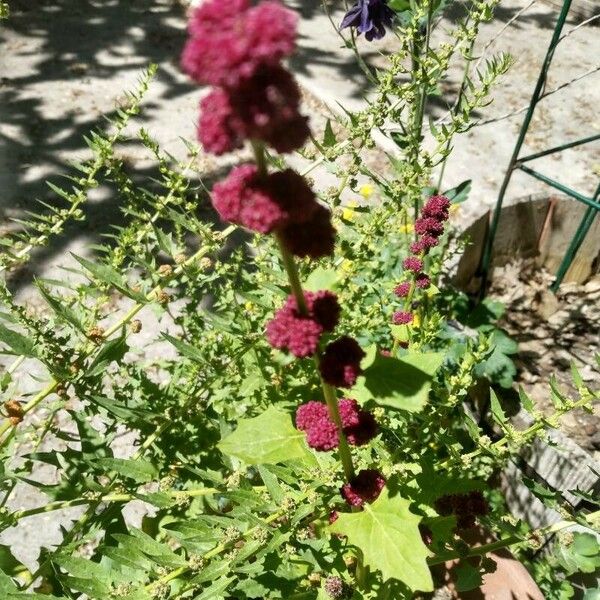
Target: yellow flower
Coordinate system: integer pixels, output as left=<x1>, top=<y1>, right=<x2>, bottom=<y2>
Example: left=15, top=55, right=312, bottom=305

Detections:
left=244, top=301, right=253, bottom=311
left=399, top=223, right=414, bottom=234
left=342, top=200, right=358, bottom=222
left=359, top=184, right=374, bottom=199
left=341, top=259, right=353, bottom=273
left=450, top=203, right=460, bottom=215
left=410, top=313, right=421, bottom=329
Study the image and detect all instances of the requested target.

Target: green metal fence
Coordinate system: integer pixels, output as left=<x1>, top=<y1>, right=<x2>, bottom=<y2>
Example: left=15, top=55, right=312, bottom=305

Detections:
left=479, top=0, right=600, bottom=295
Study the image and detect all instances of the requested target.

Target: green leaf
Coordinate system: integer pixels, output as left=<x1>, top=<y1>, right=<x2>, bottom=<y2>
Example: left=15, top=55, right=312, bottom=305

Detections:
left=0, top=323, right=36, bottom=357
left=218, top=406, right=312, bottom=465
left=443, top=179, right=472, bottom=204
left=162, top=332, right=207, bottom=364
left=257, top=466, right=285, bottom=504
left=195, top=576, right=236, bottom=599
left=330, top=488, right=432, bottom=591
left=304, top=267, right=338, bottom=292
left=37, top=282, right=86, bottom=333
left=454, top=561, right=482, bottom=591
left=0, top=571, right=18, bottom=593
left=351, top=352, right=444, bottom=412
left=72, top=254, right=146, bottom=302
left=518, top=386, right=535, bottom=414
left=489, top=389, right=507, bottom=428
left=388, top=0, right=411, bottom=12
left=94, top=458, right=157, bottom=483
left=322, top=119, right=337, bottom=148
left=87, top=334, right=129, bottom=376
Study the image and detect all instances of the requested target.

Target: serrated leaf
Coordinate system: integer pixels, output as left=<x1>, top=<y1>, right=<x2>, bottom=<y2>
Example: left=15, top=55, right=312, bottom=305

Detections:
left=322, top=119, right=337, bottom=148
left=0, top=323, right=36, bottom=357
left=195, top=576, right=236, bottom=599
left=219, top=406, right=311, bottom=465
left=489, top=389, right=507, bottom=427
left=37, top=282, right=86, bottom=333
left=351, top=352, right=444, bottom=412
left=257, top=466, right=285, bottom=504
left=330, top=488, right=432, bottom=591
left=87, top=334, right=129, bottom=376
left=162, top=332, right=207, bottom=364
left=518, top=386, right=535, bottom=414
left=443, top=179, right=472, bottom=204
left=95, top=458, right=157, bottom=483
left=72, top=254, right=146, bottom=302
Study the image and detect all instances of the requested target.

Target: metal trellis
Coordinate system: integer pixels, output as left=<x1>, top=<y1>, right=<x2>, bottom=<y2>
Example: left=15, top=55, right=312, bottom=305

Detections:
left=479, top=0, right=600, bottom=295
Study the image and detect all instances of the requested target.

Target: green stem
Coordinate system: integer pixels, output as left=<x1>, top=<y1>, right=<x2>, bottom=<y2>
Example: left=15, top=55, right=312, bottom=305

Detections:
left=7, top=488, right=218, bottom=523
left=436, top=37, right=476, bottom=192
left=252, top=142, right=357, bottom=483
left=427, top=509, right=600, bottom=565
left=275, top=234, right=309, bottom=316
left=438, top=395, right=594, bottom=470
left=322, top=382, right=355, bottom=481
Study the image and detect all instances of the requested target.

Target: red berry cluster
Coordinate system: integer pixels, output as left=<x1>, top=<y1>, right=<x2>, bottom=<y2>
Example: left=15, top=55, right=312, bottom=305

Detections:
left=393, top=195, right=450, bottom=325
left=266, top=291, right=340, bottom=358
left=296, top=399, right=377, bottom=451
left=182, top=0, right=309, bottom=155
left=341, top=469, right=386, bottom=507
left=434, top=490, right=489, bottom=530
left=266, top=292, right=365, bottom=391
left=182, top=0, right=335, bottom=257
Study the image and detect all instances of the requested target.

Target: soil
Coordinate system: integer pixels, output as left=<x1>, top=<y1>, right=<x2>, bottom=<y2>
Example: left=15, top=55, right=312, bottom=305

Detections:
left=488, top=260, right=600, bottom=460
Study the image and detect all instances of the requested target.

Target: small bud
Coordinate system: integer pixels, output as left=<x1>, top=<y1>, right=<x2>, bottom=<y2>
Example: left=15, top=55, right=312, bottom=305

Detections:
left=199, top=257, right=213, bottom=271
left=157, top=264, right=173, bottom=277
left=156, top=289, right=170, bottom=305
left=4, top=399, right=23, bottom=425
left=324, top=576, right=350, bottom=599
left=55, top=384, right=68, bottom=399
left=307, top=573, right=321, bottom=587
left=87, top=326, right=105, bottom=343
left=130, top=319, right=142, bottom=333
left=174, top=253, right=187, bottom=265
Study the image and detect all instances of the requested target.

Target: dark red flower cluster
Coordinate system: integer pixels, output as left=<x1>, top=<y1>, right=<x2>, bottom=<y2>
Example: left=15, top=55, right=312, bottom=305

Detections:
left=212, top=165, right=316, bottom=234
left=295, top=399, right=377, bottom=451
left=434, top=490, right=489, bottom=530
left=266, top=291, right=340, bottom=358
left=182, top=0, right=309, bottom=155
left=341, top=469, right=386, bottom=507
left=392, top=195, right=450, bottom=326
left=319, top=336, right=365, bottom=388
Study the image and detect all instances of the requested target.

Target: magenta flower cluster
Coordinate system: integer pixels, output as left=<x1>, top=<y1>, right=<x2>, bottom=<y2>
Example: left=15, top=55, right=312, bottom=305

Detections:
left=341, top=469, right=386, bottom=507
left=266, top=291, right=340, bottom=358
left=182, top=0, right=309, bottom=155
left=296, top=399, right=377, bottom=451
left=266, top=292, right=365, bottom=390
left=393, top=195, right=450, bottom=325
left=182, top=0, right=335, bottom=258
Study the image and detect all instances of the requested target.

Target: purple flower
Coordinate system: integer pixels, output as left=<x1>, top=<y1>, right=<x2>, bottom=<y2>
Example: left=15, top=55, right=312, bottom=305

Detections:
left=340, top=0, right=395, bottom=41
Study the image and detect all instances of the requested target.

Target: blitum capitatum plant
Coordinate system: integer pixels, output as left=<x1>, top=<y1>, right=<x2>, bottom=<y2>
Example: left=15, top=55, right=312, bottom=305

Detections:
left=0, top=0, right=597, bottom=599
